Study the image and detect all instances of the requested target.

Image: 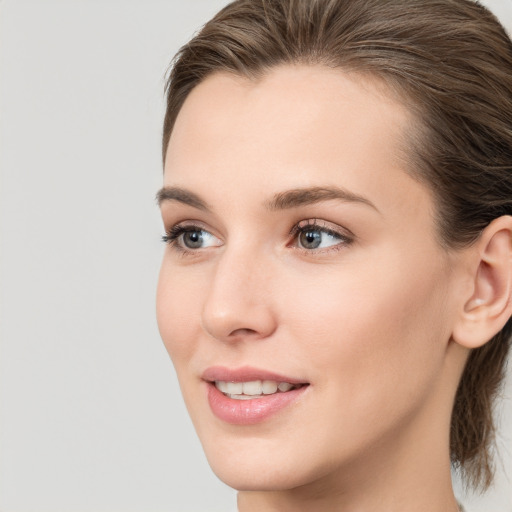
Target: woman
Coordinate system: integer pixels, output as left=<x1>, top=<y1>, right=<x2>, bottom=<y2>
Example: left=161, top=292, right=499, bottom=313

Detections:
left=156, top=1, right=512, bottom=510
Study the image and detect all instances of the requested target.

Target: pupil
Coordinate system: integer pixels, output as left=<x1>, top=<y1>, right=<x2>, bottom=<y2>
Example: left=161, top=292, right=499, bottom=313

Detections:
left=184, top=231, right=203, bottom=248
left=300, top=230, right=321, bottom=249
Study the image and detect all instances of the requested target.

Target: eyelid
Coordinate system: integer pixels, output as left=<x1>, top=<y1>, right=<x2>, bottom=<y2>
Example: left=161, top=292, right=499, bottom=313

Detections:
left=162, top=221, right=222, bottom=253
left=288, top=219, right=354, bottom=252
left=289, top=218, right=354, bottom=239
left=161, top=218, right=354, bottom=255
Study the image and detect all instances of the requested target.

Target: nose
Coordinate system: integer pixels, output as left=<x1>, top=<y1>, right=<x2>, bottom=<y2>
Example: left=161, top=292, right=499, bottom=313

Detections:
left=201, top=247, right=277, bottom=343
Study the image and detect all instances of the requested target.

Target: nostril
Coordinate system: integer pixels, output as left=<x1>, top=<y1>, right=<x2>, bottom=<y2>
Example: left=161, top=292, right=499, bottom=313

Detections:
left=229, top=328, right=259, bottom=337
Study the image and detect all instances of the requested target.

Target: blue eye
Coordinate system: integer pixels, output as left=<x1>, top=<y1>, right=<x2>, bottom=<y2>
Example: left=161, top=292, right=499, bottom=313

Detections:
left=162, top=220, right=352, bottom=254
left=292, top=221, right=352, bottom=251
left=162, top=225, right=221, bottom=251
left=298, top=228, right=341, bottom=249
left=181, top=229, right=204, bottom=249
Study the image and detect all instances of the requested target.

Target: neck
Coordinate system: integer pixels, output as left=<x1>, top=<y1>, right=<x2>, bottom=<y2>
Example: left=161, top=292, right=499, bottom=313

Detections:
left=238, top=485, right=459, bottom=512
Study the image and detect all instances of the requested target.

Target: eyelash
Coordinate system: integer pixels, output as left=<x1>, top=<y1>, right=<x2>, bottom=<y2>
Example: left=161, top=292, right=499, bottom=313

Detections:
left=161, top=224, right=205, bottom=255
left=161, top=220, right=354, bottom=255
left=288, top=220, right=353, bottom=254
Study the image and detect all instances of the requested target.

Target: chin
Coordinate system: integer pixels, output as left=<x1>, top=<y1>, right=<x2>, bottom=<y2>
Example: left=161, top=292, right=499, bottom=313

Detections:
left=208, top=458, right=312, bottom=492
left=200, top=432, right=329, bottom=492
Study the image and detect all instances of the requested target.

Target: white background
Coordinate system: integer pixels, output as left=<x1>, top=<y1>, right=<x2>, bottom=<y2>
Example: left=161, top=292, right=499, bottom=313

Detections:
left=0, top=1, right=511, bottom=511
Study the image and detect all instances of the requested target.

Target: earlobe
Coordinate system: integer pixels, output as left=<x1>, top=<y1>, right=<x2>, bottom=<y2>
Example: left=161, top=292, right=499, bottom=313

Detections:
left=452, top=216, right=512, bottom=349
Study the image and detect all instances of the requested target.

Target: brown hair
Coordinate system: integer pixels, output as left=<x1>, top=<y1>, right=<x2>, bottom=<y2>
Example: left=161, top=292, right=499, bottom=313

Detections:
left=162, top=0, right=512, bottom=490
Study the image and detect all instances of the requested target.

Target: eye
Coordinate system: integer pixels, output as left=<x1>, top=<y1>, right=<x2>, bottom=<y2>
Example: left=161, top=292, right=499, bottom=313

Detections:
left=291, top=220, right=353, bottom=251
left=162, top=224, right=222, bottom=251
left=298, top=228, right=338, bottom=250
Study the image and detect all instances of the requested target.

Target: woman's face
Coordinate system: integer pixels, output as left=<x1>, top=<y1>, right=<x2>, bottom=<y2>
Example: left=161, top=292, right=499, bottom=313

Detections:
left=157, top=66, right=463, bottom=491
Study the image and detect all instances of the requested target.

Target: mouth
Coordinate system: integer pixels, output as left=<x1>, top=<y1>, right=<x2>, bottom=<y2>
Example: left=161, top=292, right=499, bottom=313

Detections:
left=214, top=379, right=306, bottom=400
left=202, top=366, right=310, bottom=425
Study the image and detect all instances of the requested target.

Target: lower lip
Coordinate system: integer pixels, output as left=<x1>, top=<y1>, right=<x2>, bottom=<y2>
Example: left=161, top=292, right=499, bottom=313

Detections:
left=206, top=382, right=308, bottom=425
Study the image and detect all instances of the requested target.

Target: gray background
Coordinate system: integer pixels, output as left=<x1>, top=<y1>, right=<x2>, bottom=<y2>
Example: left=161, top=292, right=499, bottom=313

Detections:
left=0, top=1, right=511, bottom=511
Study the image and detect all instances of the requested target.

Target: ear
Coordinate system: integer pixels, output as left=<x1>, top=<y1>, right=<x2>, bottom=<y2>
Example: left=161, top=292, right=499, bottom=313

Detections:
left=452, top=215, right=512, bottom=349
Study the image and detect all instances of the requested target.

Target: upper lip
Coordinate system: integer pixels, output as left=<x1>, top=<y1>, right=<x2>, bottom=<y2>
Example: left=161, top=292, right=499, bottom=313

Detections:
left=202, top=365, right=308, bottom=384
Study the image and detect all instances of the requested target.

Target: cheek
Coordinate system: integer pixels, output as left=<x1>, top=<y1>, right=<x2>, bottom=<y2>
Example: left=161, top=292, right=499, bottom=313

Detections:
left=156, top=259, right=202, bottom=364
left=268, top=254, right=453, bottom=471
left=282, top=250, right=452, bottom=401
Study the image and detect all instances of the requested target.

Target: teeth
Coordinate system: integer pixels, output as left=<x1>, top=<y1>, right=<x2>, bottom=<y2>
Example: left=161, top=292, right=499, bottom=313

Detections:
left=262, top=380, right=278, bottom=394
left=216, top=381, right=228, bottom=393
left=225, top=382, right=243, bottom=395
left=242, top=380, right=262, bottom=395
left=215, top=379, right=300, bottom=398
left=230, top=394, right=261, bottom=400
left=278, top=382, right=293, bottom=392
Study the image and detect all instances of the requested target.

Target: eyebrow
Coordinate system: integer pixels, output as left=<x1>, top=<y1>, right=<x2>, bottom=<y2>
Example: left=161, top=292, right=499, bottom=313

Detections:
left=156, top=185, right=378, bottom=213
left=156, top=187, right=210, bottom=211
left=265, top=186, right=379, bottom=212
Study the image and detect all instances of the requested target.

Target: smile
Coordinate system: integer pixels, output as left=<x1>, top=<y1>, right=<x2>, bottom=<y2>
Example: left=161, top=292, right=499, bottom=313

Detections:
left=203, top=367, right=310, bottom=425
left=215, top=380, right=304, bottom=399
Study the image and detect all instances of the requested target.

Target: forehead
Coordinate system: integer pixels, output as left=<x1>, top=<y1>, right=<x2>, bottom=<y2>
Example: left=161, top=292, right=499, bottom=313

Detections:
left=163, top=65, right=431, bottom=225
left=165, top=64, right=411, bottom=174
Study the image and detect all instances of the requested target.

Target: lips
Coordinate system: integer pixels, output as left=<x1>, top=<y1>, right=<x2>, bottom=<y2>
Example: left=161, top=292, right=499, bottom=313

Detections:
left=202, top=366, right=310, bottom=425
left=202, top=366, right=307, bottom=384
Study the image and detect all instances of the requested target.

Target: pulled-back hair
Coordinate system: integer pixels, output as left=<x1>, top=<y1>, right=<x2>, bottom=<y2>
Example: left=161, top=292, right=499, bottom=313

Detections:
left=162, top=0, right=512, bottom=490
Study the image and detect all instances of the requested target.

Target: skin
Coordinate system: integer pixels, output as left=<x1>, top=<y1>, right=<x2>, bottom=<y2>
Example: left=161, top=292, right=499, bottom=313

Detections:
left=157, top=65, right=476, bottom=511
